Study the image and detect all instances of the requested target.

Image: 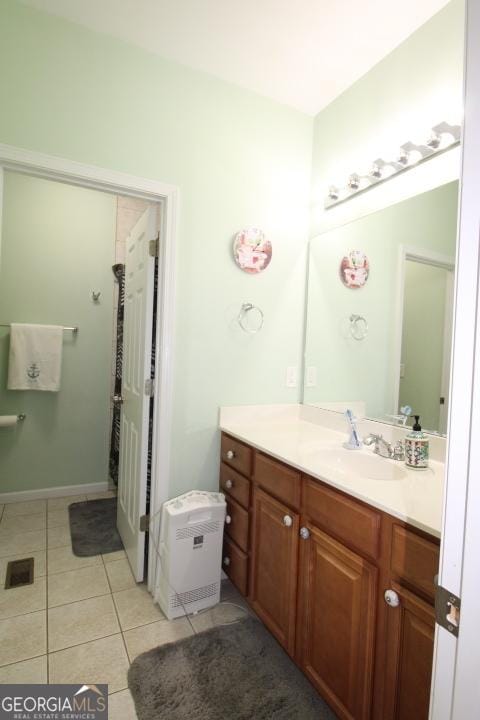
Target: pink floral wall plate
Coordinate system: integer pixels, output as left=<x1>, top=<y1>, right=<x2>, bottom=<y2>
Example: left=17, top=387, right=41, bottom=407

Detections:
left=233, top=228, right=272, bottom=274
left=340, top=250, right=370, bottom=289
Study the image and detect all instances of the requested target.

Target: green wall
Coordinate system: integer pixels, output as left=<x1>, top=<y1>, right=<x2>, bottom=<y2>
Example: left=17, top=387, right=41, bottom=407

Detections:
left=0, top=172, right=115, bottom=493
left=304, top=182, right=458, bottom=426
left=0, top=1, right=313, bottom=498
left=0, top=0, right=464, bottom=497
left=310, top=0, right=464, bottom=237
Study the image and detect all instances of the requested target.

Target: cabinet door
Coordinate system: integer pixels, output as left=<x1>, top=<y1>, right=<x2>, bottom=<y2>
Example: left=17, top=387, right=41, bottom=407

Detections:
left=298, top=523, right=377, bottom=720
left=382, top=581, right=435, bottom=720
left=249, top=487, right=299, bottom=656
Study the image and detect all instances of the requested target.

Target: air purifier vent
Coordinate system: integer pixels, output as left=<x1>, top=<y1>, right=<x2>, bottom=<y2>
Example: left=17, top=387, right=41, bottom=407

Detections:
left=176, top=521, right=220, bottom=540
left=170, top=582, right=219, bottom=609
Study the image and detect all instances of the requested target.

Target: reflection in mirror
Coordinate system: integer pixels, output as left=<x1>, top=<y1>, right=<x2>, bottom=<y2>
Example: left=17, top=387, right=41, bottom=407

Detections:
left=399, top=257, right=454, bottom=434
left=303, top=181, right=459, bottom=435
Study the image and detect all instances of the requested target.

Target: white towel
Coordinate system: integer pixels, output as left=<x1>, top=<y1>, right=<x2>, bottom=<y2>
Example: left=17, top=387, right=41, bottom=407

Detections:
left=7, top=324, right=63, bottom=392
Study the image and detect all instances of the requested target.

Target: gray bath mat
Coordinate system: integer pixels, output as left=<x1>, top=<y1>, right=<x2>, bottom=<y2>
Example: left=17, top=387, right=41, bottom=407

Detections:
left=69, top=497, right=123, bottom=557
left=128, top=616, right=337, bottom=720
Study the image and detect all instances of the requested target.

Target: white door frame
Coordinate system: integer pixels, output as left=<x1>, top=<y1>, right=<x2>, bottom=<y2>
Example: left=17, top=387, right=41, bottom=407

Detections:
left=0, top=143, right=178, bottom=589
left=392, top=245, right=455, bottom=425
left=439, top=271, right=455, bottom=435
left=429, top=0, right=480, bottom=716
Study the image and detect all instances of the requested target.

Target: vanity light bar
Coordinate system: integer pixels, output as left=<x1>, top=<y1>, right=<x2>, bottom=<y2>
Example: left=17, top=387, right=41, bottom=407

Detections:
left=325, top=121, right=461, bottom=210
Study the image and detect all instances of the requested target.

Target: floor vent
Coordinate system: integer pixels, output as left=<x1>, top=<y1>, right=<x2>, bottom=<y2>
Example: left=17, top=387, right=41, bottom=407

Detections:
left=4, top=557, right=34, bottom=589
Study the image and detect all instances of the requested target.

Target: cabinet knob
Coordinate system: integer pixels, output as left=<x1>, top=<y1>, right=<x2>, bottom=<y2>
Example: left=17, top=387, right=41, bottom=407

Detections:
left=300, top=527, right=310, bottom=540
left=223, top=556, right=231, bottom=567
left=225, top=479, right=233, bottom=490
left=225, top=515, right=232, bottom=525
left=384, top=589, right=400, bottom=608
left=283, top=515, right=293, bottom=527
left=226, top=450, right=235, bottom=460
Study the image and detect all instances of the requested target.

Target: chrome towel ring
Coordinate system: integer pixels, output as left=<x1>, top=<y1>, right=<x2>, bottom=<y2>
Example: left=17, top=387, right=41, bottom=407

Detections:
left=238, top=303, right=264, bottom=334
left=349, top=314, right=368, bottom=341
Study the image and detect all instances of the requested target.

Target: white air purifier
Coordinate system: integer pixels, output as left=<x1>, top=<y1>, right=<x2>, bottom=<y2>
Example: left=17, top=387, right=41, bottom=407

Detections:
left=156, top=490, right=226, bottom=620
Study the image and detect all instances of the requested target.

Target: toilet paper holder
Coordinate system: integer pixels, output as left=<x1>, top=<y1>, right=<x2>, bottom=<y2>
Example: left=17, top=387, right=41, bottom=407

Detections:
left=0, top=413, right=26, bottom=428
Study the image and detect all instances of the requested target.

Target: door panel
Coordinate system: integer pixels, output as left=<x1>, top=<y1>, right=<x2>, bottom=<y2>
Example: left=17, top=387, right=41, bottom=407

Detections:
left=298, top=523, right=377, bottom=720
left=249, top=487, right=299, bottom=656
left=117, top=206, right=156, bottom=581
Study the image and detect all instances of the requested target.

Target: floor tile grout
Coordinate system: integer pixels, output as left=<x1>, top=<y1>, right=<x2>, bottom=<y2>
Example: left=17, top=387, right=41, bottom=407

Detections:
left=104, top=558, right=132, bottom=666
left=0, top=606, right=47, bottom=622
left=0, top=652, right=47, bottom=671
left=48, top=629, right=125, bottom=656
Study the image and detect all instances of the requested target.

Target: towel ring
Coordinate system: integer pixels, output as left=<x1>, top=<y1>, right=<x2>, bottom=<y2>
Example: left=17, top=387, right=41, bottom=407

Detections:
left=349, top=314, right=368, bottom=341
left=238, top=303, right=264, bottom=334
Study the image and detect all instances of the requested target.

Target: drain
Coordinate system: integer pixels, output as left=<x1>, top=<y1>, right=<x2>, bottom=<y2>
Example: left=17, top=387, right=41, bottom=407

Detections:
left=4, top=557, right=34, bottom=589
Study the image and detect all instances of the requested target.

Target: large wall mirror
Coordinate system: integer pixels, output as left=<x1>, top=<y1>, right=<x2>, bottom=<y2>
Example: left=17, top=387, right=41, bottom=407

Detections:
left=303, top=181, right=459, bottom=435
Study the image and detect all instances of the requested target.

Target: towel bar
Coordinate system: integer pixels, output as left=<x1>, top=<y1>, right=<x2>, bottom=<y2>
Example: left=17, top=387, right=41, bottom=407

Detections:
left=0, top=324, right=78, bottom=333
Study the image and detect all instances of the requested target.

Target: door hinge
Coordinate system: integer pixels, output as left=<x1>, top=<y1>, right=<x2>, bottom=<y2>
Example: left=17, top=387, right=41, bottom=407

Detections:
left=149, top=234, right=159, bottom=258
left=144, top=377, right=155, bottom=397
left=140, top=514, right=150, bottom=532
left=435, top=584, right=461, bottom=637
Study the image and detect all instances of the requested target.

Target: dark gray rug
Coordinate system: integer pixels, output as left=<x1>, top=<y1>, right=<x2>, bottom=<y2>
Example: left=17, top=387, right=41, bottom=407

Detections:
left=68, top=497, right=123, bottom=556
left=128, top=616, right=337, bottom=720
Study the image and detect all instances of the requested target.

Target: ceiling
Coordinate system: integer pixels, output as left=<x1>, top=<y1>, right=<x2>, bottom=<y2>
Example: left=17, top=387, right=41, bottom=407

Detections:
left=20, top=0, right=450, bottom=115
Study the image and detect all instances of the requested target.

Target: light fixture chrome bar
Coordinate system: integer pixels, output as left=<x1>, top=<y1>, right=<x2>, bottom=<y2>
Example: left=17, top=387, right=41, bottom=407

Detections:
left=325, top=122, right=461, bottom=210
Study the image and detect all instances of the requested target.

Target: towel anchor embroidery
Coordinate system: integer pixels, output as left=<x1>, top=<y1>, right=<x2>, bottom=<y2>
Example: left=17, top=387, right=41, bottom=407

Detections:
left=27, top=363, right=40, bottom=380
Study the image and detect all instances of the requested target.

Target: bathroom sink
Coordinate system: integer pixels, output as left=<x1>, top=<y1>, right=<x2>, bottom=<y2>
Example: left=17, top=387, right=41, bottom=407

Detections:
left=320, top=448, right=408, bottom=482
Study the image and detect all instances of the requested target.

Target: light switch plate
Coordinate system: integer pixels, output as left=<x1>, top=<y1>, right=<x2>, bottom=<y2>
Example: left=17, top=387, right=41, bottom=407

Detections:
left=400, top=363, right=405, bottom=378
left=306, top=366, right=317, bottom=387
left=286, top=366, right=297, bottom=388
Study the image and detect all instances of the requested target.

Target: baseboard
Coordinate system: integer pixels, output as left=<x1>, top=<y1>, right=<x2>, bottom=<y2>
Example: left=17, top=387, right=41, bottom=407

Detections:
left=0, top=481, right=110, bottom=504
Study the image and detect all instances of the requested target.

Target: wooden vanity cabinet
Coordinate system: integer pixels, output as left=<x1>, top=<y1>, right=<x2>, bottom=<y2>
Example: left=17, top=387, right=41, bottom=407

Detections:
left=375, top=521, right=439, bottom=720
left=381, top=581, right=436, bottom=720
left=218, top=433, right=440, bottom=720
left=249, top=487, right=299, bottom=656
left=297, top=522, right=378, bottom=720
left=220, top=434, right=252, bottom=595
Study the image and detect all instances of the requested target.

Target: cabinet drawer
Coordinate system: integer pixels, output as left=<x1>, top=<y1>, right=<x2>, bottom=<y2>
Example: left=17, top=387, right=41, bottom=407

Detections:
left=222, top=536, right=248, bottom=596
left=221, top=433, right=252, bottom=477
left=255, top=452, right=301, bottom=510
left=220, top=463, right=250, bottom=509
left=225, top=494, right=250, bottom=552
left=390, top=524, right=439, bottom=600
left=304, top=477, right=381, bottom=560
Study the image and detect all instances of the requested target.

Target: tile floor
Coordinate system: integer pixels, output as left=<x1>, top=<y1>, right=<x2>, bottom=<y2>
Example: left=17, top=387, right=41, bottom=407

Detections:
left=0, top=493, right=249, bottom=719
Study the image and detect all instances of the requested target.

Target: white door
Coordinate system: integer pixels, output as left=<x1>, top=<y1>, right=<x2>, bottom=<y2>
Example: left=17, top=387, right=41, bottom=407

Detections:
left=117, top=206, right=157, bottom=581
left=429, top=1, right=480, bottom=717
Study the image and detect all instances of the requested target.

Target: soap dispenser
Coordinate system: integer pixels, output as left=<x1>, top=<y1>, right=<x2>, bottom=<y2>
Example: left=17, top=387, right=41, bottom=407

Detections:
left=405, top=415, right=429, bottom=469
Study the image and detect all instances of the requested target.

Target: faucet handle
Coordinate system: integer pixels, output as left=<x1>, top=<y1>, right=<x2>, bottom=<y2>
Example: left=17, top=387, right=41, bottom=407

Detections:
left=364, top=433, right=382, bottom=446
left=393, top=440, right=405, bottom=461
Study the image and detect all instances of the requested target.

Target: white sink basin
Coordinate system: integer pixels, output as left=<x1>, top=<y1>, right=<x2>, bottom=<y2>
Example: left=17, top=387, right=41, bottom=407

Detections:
left=320, top=448, right=408, bottom=482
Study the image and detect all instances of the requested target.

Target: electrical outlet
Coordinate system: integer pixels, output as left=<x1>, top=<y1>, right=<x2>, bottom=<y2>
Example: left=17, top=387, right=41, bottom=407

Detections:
left=286, top=366, right=297, bottom=388
left=400, top=363, right=405, bottom=378
left=306, top=366, right=317, bottom=387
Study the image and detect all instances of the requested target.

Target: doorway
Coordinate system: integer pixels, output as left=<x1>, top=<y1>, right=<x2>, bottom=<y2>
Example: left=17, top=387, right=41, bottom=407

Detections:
left=394, top=246, right=455, bottom=434
left=399, top=257, right=454, bottom=434
left=0, top=144, right=178, bottom=590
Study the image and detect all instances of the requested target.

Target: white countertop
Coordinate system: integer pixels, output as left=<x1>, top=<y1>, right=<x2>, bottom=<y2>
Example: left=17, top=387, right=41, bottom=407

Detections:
left=219, top=405, right=444, bottom=538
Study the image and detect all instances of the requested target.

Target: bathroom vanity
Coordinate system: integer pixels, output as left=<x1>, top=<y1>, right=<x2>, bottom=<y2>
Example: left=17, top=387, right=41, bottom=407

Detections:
left=218, top=406, right=443, bottom=720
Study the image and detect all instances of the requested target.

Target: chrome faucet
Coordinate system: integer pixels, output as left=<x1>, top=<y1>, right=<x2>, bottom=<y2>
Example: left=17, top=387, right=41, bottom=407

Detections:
left=364, top=434, right=405, bottom=461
